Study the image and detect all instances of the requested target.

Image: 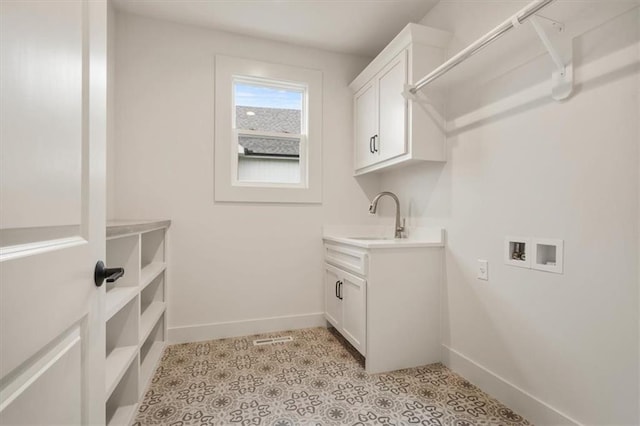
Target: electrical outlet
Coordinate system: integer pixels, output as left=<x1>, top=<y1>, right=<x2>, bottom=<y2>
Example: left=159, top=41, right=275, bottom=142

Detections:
left=477, top=259, right=488, bottom=281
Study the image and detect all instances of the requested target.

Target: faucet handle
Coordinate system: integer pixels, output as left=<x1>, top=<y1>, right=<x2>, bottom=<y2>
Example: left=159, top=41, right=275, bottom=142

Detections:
left=397, top=218, right=406, bottom=239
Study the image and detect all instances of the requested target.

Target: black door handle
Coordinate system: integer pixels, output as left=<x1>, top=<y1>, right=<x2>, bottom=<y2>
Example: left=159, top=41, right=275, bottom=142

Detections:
left=369, top=136, right=374, bottom=153
left=335, top=280, right=340, bottom=298
left=373, top=135, right=379, bottom=153
left=94, top=260, right=125, bottom=287
left=338, top=281, right=343, bottom=300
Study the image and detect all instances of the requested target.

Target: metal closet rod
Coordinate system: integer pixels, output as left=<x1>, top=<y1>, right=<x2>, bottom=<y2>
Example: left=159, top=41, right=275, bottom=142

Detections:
left=409, top=0, right=557, bottom=94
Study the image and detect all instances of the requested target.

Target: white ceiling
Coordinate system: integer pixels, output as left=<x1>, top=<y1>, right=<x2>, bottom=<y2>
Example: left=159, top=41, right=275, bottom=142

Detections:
left=112, top=0, right=440, bottom=57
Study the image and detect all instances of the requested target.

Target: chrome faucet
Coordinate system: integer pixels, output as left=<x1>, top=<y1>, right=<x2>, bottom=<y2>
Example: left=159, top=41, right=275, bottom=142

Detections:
left=369, top=191, right=405, bottom=238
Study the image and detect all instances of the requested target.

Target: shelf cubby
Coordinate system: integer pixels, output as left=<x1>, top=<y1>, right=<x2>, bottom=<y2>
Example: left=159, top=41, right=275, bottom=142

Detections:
left=106, top=297, right=139, bottom=398
left=140, top=314, right=165, bottom=395
left=106, top=355, right=139, bottom=426
left=106, top=234, right=140, bottom=290
left=141, top=228, right=165, bottom=269
left=106, top=286, right=139, bottom=321
left=140, top=302, right=165, bottom=346
left=140, top=262, right=166, bottom=290
left=141, top=272, right=164, bottom=313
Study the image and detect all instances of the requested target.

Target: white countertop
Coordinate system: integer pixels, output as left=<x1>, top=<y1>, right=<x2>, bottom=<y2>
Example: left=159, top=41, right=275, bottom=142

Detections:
left=107, top=219, right=171, bottom=238
left=322, top=226, right=445, bottom=249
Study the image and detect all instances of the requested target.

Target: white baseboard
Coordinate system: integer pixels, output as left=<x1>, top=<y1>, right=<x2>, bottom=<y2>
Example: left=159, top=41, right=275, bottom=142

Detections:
left=168, top=312, right=326, bottom=344
left=441, top=344, right=581, bottom=426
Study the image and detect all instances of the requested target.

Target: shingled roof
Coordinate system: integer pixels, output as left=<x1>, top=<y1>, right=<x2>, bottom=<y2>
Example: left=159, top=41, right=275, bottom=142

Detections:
left=236, top=106, right=301, bottom=157
left=239, top=136, right=299, bottom=157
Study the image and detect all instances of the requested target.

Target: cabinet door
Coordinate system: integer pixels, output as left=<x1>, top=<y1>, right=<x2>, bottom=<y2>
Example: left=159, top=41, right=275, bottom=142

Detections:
left=340, top=271, right=366, bottom=355
left=353, top=81, right=378, bottom=170
left=377, top=50, right=407, bottom=162
left=324, top=264, right=342, bottom=329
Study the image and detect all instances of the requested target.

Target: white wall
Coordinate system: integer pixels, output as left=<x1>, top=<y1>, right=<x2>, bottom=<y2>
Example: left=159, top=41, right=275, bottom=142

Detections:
left=112, top=12, right=379, bottom=341
left=110, top=4, right=639, bottom=423
left=378, top=3, right=640, bottom=424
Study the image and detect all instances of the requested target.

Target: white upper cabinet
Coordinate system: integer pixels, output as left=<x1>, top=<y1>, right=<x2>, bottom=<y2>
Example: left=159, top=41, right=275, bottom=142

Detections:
left=350, top=24, right=451, bottom=175
left=377, top=51, right=407, bottom=163
left=354, top=81, right=377, bottom=170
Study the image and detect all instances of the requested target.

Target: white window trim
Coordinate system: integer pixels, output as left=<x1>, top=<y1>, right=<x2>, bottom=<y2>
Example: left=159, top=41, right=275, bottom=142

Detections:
left=214, top=55, right=323, bottom=203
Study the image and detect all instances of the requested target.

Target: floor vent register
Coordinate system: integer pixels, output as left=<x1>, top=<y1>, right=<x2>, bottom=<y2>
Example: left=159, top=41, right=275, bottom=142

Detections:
left=252, top=336, right=294, bottom=346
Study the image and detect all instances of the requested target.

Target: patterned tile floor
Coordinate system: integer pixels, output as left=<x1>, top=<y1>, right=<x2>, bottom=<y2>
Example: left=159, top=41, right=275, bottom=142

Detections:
left=133, top=327, right=531, bottom=426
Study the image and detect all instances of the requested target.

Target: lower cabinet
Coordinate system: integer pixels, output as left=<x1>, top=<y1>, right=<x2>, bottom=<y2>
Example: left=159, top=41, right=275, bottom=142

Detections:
left=324, top=263, right=366, bottom=356
left=323, top=240, right=443, bottom=374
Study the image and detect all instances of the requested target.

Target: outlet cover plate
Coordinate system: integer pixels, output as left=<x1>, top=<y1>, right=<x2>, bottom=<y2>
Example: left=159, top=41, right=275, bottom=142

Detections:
left=477, top=259, right=488, bottom=281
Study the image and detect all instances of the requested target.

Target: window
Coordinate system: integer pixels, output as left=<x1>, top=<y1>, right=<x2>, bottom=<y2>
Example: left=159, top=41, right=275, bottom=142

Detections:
left=234, top=79, right=304, bottom=185
left=215, top=56, right=322, bottom=203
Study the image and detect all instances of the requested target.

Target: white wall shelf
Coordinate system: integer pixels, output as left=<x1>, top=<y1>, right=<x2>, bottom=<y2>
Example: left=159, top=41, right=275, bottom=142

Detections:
left=406, top=1, right=637, bottom=97
left=104, top=220, right=170, bottom=426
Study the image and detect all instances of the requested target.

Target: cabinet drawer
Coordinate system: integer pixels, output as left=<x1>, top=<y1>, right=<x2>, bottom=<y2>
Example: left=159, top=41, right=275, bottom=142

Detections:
left=324, top=244, right=367, bottom=276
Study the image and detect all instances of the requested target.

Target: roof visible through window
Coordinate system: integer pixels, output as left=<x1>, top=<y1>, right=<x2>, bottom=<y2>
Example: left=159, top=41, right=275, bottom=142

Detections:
left=234, top=81, right=304, bottom=159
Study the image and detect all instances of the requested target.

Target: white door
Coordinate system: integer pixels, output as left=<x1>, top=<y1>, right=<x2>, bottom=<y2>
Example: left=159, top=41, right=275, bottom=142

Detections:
left=353, top=81, right=378, bottom=170
left=0, top=1, right=107, bottom=425
left=324, top=264, right=342, bottom=329
left=340, top=270, right=366, bottom=355
left=377, top=50, right=407, bottom=163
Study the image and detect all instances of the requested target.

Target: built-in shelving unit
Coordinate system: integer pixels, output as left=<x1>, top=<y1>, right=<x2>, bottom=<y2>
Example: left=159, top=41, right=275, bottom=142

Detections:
left=105, top=220, right=170, bottom=426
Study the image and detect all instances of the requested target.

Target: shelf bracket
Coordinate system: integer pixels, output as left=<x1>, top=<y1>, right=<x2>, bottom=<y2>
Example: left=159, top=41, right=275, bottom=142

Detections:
left=529, top=15, right=573, bottom=101
left=402, top=84, right=432, bottom=105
